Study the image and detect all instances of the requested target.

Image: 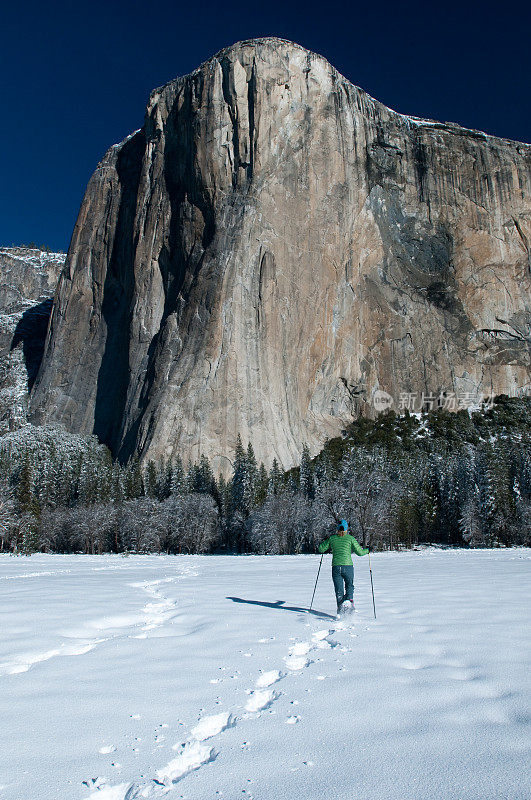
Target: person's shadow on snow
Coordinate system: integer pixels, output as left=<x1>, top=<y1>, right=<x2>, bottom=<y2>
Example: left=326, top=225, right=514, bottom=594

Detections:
left=226, top=597, right=336, bottom=620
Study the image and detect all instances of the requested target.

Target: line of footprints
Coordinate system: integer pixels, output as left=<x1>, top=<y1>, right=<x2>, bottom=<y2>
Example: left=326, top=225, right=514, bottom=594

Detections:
left=84, top=625, right=348, bottom=799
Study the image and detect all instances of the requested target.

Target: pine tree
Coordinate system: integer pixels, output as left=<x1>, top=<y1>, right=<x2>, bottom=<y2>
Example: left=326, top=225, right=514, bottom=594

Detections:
left=197, top=455, right=215, bottom=494
left=487, top=441, right=515, bottom=544
left=17, top=452, right=35, bottom=515
left=286, top=470, right=298, bottom=495
left=78, top=454, right=99, bottom=505
left=97, top=449, right=113, bottom=503
left=230, top=434, right=247, bottom=513
left=256, top=463, right=268, bottom=505
left=475, top=446, right=496, bottom=546
left=217, top=473, right=228, bottom=515
left=159, top=458, right=173, bottom=500
left=243, top=443, right=259, bottom=510
left=71, top=452, right=83, bottom=506
left=51, top=459, right=69, bottom=508
left=216, top=473, right=231, bottom=549
left=111, top=462, right=125, bottom=503
left=396, top=487, right=419, bottom=549
left=186, top=462, right=197, bottom=494
left=170, top=455, right=185, bottom=495
left=456, top=443, right=481, bottom=546
left=0, top=447, right=10, bottom=486
left=268, top=458, right=283, bottom=496
left=145, top=460, right=158, bottom=498
left=440, top=455, right=461, bottom=544
left=37, top=444, right=57, bottom=508
left=458, top=483, right=482, bottom=546
left=420, top=462, right=439, bottom=541
left=520, top=449, right=531, bottom=498
left=314, top=449, right=334, bottom=490
left=20, top=512, right=41, bottom=555
left=16, top=452, right=41, bottom=554
left=124, top=457, right=143, bottom=499
left=299, top=444, right=315, bottom=500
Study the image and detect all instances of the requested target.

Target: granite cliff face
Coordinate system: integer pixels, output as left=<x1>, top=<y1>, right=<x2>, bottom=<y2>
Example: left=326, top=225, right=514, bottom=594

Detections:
left=0, top=248, right=65, bottom=434
left=29, top=38, right=531, bottom=470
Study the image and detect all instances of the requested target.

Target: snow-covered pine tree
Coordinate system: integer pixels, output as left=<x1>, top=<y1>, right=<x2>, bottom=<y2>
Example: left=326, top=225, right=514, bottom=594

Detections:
left=520, top=447, right=531, bottom=498
left=256, top=463, right=268, bottom=505
left=314, top=448, right=334, bottom=491
left=0, top=446, right=12, bottom=486
left=15, top=452, right=41, bottom=553
left=215, top=473, right=232, bottom=549
left=243, top=443, right=259, bottom=511
left=439, top=453, right=461, bottom=544
left=227, top=435, right=249, bottom=551
left=216, top=473, right=227, bottom=514
left=475, top=445, right=497, bottom=546
left=268, top=458, right=283, bottom=496
left=78, top=453, right=99, bottom=505
left=96, top=448, right=113, bottom=504
left=299, top=443, right=315, bottom=500
left=35, top=443, right=57, bottom=509
left=0, top=487, right=15, bottom=552
left=458, top=483, right=482, bottom=546
left=392, top=452, right=421, bottom=549
left=17, top=451, right=35, bottom=515
left=420, top=459, right=440, bottom=542
left=49, top=458, right=67, bottom=508
left=158, top=458, right=173, bottom=500
left=185, top=461, right=197, bottom=494
left=454, top=447, right=476, bottom=545
left=124, top=457, right=143, bottom=499
left=111, top=462, right=125, bottom=503
left=395, top=487, right=418, bottom=549
left=170, top=455, right=185, bottom=495
left=230, top=434, right=247, bottom=513
left=70, top=451, right=83, bottom=505
left=488, top=439, right=516, bottom=544
left=144, top=460, right=158, bottom=498
left=197, top=455, right=215, bottom=494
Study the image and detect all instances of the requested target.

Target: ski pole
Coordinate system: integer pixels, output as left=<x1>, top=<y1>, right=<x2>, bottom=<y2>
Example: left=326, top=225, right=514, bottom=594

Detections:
left=309, top=554, right=324, bottom=613
left=368, top=551, right=376, bottom=619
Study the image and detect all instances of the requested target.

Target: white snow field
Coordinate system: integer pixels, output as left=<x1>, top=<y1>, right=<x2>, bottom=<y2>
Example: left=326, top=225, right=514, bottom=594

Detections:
left=0, top=549, right=529, bottom=800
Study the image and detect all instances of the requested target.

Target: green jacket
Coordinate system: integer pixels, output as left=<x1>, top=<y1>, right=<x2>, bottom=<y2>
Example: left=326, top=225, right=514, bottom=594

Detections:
left=318, top=533, right=369, bottom=565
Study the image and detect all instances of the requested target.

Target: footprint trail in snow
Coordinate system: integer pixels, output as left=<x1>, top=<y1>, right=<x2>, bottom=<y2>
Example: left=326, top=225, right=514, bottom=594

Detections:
left=83, top=618, right=351, bottom=800
left=0, top=572, right=195, bottom=678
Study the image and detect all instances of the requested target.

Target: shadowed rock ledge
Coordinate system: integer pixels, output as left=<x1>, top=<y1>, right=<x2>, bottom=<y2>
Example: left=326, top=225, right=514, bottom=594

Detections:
left=29, top=38, right=531, bottom=471
left=0, top=248, right=65, bottom=433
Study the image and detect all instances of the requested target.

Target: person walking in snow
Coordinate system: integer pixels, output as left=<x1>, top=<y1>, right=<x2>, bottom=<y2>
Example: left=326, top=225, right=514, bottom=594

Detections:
left=318, top=520, right=369, bottom=615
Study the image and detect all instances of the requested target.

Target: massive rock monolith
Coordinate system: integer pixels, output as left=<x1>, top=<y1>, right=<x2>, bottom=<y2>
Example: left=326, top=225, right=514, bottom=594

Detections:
left=29, top=38, right=531, bottom=471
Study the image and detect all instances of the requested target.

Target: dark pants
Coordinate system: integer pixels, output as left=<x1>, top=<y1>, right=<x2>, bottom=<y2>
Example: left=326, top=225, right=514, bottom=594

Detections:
left=332, top=565, right=354, bottom=608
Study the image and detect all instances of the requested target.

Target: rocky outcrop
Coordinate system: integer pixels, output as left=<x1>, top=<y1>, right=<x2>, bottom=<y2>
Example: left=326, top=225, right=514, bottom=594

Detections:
left=29, top=38, right=531, bottom=471
left=0, top=248, right=65, bottom=433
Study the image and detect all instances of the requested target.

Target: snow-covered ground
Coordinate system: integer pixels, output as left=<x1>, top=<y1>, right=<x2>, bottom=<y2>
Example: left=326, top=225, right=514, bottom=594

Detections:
left=1, top=550, right=529, bottom=800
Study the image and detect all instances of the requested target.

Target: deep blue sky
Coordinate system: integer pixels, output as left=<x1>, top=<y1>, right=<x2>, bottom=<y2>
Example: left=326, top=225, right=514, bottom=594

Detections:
left=2, top=0, right=530, bottom=252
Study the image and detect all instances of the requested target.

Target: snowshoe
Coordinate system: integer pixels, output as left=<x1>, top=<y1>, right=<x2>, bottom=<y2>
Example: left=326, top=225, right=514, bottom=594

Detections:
left=340, top=600, right=354, bottom=614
